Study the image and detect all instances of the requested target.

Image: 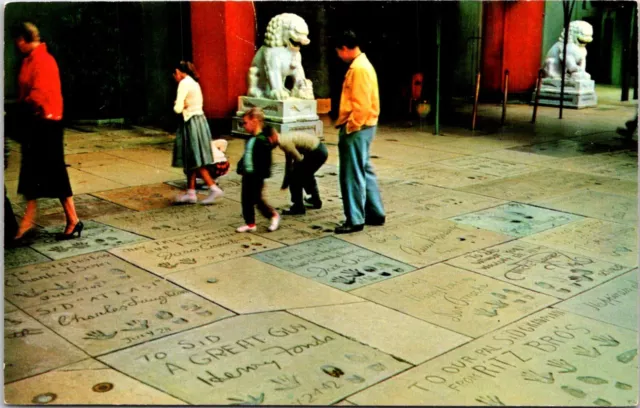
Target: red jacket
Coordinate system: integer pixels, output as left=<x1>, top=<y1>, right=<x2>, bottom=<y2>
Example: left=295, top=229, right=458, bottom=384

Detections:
left=18, top=43, right=63, bottom=121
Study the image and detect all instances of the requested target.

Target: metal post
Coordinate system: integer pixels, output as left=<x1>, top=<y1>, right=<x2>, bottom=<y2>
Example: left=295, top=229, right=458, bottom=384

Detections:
left=472, top=72, right=481, bottom=131
left=501, top=69, right=509, bottom=126
left=435, top=10, right=441, bottom=135
left=621, top=6, right=635, bottom=101
left=531, top=69, right=543, bottom=124
left=559, top=0, right=576, bottom=119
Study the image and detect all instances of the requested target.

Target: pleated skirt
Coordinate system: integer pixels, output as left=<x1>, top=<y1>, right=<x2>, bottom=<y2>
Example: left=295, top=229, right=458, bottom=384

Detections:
left=172, top=114, right=214, bottom=172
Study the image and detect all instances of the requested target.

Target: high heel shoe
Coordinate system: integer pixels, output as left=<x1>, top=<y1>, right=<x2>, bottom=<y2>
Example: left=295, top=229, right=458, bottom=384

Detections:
left=55, top=221, right=84, bottom=241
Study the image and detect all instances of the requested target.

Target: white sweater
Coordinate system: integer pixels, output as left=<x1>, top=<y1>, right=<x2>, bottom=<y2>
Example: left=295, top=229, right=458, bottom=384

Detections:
left=173, top=75, right=205, bottom=122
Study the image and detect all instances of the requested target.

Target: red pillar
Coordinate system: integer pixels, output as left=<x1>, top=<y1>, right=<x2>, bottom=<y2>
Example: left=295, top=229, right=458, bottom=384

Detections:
left=190, top=2, right=256, bottom=118
left=481, top=1, right=545, bottom=94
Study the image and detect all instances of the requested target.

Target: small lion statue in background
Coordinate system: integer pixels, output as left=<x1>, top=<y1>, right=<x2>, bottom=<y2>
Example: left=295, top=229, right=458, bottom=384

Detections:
left=248, top=13, right=315, bottom=101
left=543, top=20, right=594, bottom=80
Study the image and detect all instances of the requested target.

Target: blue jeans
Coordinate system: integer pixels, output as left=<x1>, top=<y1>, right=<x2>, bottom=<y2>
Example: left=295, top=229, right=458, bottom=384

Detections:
left=338, top=125, right=385, bottom=225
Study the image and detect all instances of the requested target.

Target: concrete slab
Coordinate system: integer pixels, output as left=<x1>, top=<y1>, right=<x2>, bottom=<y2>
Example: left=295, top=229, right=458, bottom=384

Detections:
left=4, top=247, right=51, bottom=270
left=351, top=263, right=557, bottom=338
left=370, top=143, right=463, bottom=164
left=98, top=311, right=411, bottom=405
left=348, top=309, right=638, bottom=406
left=523, top=218, right=638, bottom=267
left=388, top=190, right=507, bottom=219
left=4, top=366, right=185, bottom=404
left=338, top=218, right=513, bottom=268
left=5, top=301, right=18, bottom=312
left=253, top=218, right=335, bottom=245
left=110, top=228, right=283, bottom=276
left=587, top=178, right=638, bottom=198
left=4, top=309, right=87, bottom=383
left=509, top=139, right=628, bottom=158
left=57, top=358, right=109, bottom=371
left=253, top=237, right=416, bottom=291
left=289, top=302, right=472, bottom=365
left=446, top=240, right=631, bottom=299
left=448, top=202, right=583, bottom=238
left=96, top=202, right=244, bottom=239
left=65, top=152, right=131, bottom=169
left=23, top=276, right=234, bottom=356
left=79, top=161, right=181, bottom=186
left=166, top=257, right=363, bottom=313
left=436, top=156, right=542, bottom=177
left=102, top=148, right=184, bottom=174
left=66, top=167, right=126, bottom=195
left=478, top=149, right=559, bottom=165
left=543, top=153, right=637, bottom=181
left=5, top=251, right=157, bottom=309
left=554, top=270, right=637, bottom=331
left=379, top=163, right=500, bottom=188
left=533, top=190, right=637, bottom=224
left=92, top=183, right=193, bottom=211
left=11, top=194, right=134, bottom=227
left=460, top=169, right=620, bottom=203
left=29, top=221, right=149, bottom=260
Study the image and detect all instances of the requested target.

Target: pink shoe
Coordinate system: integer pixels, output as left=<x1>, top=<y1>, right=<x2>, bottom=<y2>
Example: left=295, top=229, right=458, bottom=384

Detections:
left=175, top=190, right=197, bottom=204
left=268, top=213, right=280, bottom=232
left=236, top=224, right=257, bottom=233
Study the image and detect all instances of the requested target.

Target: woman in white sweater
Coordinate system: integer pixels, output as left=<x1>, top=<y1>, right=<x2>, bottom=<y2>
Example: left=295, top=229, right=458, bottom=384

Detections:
left=171, top=61, right=223, bottom=205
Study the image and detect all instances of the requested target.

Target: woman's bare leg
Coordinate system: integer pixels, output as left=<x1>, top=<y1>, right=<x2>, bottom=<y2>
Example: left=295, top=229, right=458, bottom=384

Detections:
left=60, top=196, right=79, bottom=234
left=15, top=199, right=37, bottom=238
left=187, top=171, right=197, bottom=190
left=197, top=167, right=215, bottom=187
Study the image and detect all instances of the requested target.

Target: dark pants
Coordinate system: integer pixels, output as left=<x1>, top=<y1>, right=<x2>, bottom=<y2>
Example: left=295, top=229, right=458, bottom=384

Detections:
left=290, top=143, right=328, bottom=206
left=241, top=176, right=275, bottom=225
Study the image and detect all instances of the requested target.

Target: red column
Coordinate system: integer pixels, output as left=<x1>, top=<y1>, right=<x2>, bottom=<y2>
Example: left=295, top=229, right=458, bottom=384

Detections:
left=481, top=1, right=545, bottom=94
left=191, top=2, right=256, bottom=118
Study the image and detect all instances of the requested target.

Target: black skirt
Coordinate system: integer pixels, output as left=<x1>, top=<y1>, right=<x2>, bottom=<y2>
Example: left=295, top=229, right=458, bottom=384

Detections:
left=18, top=119, right=73, bottom=200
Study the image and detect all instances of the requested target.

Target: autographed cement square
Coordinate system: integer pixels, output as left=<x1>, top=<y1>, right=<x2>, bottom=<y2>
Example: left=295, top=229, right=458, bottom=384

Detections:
left=98, top=311, right=410, bottom=405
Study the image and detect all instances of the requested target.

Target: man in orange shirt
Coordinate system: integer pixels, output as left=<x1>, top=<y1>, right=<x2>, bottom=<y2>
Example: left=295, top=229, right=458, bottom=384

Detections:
left=334, top=30, right=385, bottom=234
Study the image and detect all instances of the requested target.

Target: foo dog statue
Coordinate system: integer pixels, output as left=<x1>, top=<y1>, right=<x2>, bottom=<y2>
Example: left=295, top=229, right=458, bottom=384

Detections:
left=543, top=20, right=593, bottom=80
left=248, top=13, right=315, bottom=100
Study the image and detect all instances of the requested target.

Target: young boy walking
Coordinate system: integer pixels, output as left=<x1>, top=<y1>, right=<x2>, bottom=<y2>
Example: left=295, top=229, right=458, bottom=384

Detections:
left=235, top=108, right=280, bottom=232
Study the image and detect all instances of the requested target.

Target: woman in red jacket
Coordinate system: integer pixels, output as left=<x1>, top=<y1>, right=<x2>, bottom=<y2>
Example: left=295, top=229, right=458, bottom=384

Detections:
left=13, top=22, right=82, bottom=241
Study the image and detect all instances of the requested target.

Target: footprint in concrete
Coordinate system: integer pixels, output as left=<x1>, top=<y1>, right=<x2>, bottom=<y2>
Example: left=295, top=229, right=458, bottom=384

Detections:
left=561, top=385, right=586, bottom=398
left=503, top=288, right=521, bottom=294
left=536, top=281, right=555, bottom=290
left=577, top=376, right=608, bottom=385
left=616, top=349, right=637, bottom=364
left=615, top=381, right=633, bottom=390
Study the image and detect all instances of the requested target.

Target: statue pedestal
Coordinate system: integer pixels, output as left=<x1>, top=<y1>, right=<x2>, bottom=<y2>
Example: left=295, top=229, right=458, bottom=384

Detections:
left=532, top=78, right=597, bottom=109
left=231, top=96, right=323, bottom=139
left=236, top=96, right=319, bottom=123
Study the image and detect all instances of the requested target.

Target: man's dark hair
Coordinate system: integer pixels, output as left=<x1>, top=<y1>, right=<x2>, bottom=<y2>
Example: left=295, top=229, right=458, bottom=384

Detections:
left=333, top=30, right=359, bottom=49
left=12, top=22, right=40, bottom=42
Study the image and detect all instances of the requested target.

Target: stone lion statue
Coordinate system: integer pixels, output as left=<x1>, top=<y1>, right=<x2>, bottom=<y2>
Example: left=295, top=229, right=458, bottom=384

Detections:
left=543, top=20, right=593, bottom=80
left=247, top=13, right=314, bottom=101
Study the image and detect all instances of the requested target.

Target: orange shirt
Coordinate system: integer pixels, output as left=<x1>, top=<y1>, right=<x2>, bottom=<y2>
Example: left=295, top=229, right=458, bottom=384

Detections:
left=18, top=43, right=63, bottom=121
left=336, top=53, right=380, bottom=134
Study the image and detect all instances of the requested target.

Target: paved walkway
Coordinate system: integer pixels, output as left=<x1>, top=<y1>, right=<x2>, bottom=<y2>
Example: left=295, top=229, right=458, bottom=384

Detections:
left=3, top=97, right=638, bottom=405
